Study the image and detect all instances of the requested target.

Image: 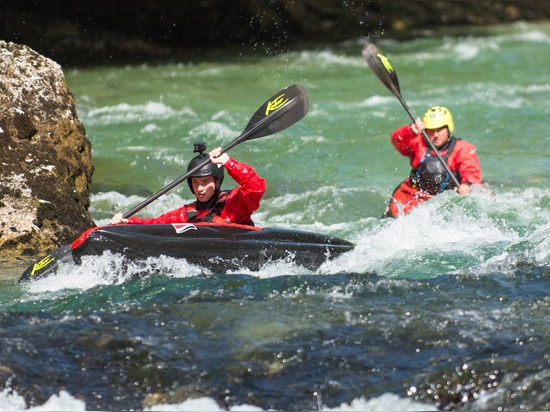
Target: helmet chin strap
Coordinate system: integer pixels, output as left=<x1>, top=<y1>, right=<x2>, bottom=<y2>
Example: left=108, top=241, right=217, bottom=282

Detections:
left=196, top=189, right=221, bottom=210
left=215, top=176, right=224, bottom=192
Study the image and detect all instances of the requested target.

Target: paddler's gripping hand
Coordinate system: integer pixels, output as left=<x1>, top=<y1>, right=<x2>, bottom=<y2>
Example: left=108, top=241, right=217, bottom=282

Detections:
left=410, top=118, right=425, bottom=135
left=110, top=213, right=129, bottom=225
left=209, top=147, right=229, bottom=165
left=456, top=183, right=472, bottom=196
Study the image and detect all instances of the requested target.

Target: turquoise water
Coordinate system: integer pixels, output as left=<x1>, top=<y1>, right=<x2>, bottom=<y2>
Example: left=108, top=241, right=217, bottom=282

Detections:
left=1, top=22, right=550, bottom=411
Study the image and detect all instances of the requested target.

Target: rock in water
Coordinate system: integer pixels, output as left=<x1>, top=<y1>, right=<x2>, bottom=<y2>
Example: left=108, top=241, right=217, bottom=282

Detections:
left=0, top=41, right=94, bottom=258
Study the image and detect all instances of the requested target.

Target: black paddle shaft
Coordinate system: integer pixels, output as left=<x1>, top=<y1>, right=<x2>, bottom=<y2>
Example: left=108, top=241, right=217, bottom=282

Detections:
left=361, top=43, right=461, bottom=189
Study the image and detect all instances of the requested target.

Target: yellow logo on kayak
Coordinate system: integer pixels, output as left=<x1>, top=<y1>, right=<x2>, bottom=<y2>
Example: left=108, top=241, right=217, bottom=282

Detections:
left=30, top=255, right=55, bottom=277
left=265, top=93, right=289, bottom=116
left=377, top=53, right=394, bottom=74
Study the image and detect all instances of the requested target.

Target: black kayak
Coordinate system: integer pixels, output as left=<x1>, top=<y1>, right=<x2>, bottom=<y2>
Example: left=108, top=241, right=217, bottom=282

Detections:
left=19, top=223, right=354, bottom=282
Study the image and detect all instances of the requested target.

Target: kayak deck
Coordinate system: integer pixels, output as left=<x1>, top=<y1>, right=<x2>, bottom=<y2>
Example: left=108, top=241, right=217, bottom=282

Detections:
left=19, top=223, right=354, bottom=281
left=71, top=223, right=355, bottom=273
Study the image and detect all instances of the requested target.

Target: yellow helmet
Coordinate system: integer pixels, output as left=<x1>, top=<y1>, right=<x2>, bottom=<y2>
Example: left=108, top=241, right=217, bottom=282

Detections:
left=422, top=106, right=454, bottom=133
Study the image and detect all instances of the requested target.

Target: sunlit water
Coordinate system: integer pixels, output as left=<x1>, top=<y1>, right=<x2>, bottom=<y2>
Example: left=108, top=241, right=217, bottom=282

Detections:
left=1, top=22, right=550, bottom=411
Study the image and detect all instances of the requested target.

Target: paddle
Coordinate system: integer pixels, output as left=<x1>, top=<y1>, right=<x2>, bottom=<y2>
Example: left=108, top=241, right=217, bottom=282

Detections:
left=19, top=84, right=310, bottom=282
left=361, top=42, right=461, bottom=188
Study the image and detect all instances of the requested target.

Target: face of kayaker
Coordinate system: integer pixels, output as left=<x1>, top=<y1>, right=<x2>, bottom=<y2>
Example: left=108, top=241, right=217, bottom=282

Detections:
left=426, top=126, right=450, bottom=149
left=191, top=176, right=217, bottom=202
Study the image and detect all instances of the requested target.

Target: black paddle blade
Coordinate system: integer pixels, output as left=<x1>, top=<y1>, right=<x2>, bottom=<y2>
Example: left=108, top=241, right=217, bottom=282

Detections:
left=241, top=84, right=309, bottom=142
left=18, top=244, right=74, bottom=282
left=361, top=42, right=401, bottom=97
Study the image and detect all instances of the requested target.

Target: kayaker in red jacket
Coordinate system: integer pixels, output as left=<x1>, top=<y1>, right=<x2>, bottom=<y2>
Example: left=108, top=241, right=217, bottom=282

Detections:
left=110, top=142, right=266, bottom=226
left=384, top=106, right=483, bottom=218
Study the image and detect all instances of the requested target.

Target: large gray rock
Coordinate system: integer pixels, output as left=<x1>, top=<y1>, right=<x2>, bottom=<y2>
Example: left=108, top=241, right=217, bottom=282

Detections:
left=0, top=41, right=94, bottom=259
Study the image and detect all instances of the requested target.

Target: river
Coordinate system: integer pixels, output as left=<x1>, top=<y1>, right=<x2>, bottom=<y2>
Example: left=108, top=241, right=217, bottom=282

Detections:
left=1, top=21, right=549, bottom=411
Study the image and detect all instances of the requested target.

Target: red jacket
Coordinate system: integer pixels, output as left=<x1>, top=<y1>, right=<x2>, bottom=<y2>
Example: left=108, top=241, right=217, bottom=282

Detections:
left=391, top=125, right=482, bottom=186
left=127, top=158, right=266, bottom=225
left=386, top=125, right=483, bottom=217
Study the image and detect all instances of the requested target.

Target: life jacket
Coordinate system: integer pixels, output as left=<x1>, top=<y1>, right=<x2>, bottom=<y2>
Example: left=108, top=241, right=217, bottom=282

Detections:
left=185, top=190, right=254, bottom=226
left=409, top=137, right=460, bottom=195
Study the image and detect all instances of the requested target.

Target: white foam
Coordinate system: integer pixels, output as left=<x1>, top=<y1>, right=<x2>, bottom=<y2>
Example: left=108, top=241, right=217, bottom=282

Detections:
left=0, top=389, right=85, bottom=411
left=280, top=50, right=366, bottom=69
left=0, top=387, right=435, bottom=411
left=322, top=190, right=521, bottom=277
left=82, top=101, right=196, bottom=125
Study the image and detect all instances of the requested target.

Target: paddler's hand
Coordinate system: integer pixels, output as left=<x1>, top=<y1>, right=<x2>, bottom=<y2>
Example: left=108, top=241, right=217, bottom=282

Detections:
left=209, top=147, right=229, bottom=165
left=110, top=213, right=129, bottom=225
left=456, top=183, right=472, bottom=196
left=410, top=118, right=425, bottom=135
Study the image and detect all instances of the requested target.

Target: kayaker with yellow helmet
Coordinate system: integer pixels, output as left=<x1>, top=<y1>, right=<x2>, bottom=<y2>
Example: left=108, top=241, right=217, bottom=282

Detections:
left=383, top=106, right=483, bottom=218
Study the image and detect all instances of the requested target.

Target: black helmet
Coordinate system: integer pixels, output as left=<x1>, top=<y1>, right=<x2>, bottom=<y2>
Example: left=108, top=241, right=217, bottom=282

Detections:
left=186, top=142, right=224, bottom=194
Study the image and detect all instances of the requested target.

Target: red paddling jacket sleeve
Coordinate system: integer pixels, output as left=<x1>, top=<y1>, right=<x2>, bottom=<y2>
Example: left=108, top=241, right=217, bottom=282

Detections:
left=391, top=125, right=482, bottom=186
left=127, top=158, right=266, bottom=225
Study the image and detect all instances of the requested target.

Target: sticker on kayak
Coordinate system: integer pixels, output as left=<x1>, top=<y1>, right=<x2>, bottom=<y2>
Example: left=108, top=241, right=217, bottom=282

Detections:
left=171, top=223, right=198, bottom=234
left=31, top=254, right=56, bottom=277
